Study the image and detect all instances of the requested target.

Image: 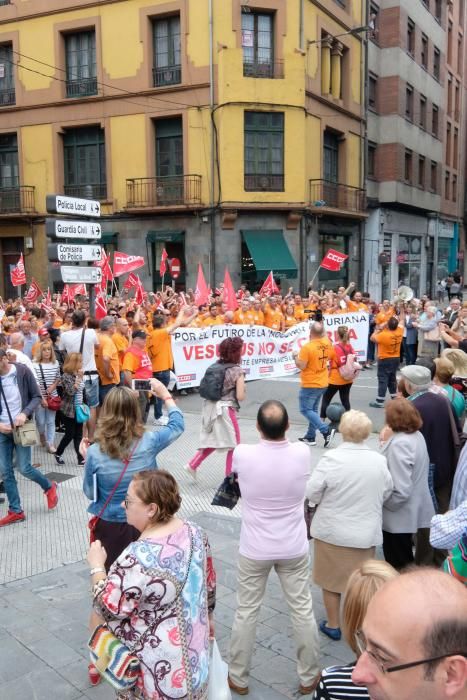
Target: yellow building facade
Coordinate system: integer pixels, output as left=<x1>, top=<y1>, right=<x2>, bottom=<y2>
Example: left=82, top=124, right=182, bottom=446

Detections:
left=0, top=0, right=366, bottom=295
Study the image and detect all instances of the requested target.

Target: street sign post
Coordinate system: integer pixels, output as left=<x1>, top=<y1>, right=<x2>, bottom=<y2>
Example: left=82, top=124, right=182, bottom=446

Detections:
left=169, top=257, right=181, bottom=279
left=60, top=266, right=102, bottom=284
left=48, top=243, right=102, bottom=263
left=46, top=194, right=101, bottom=218
left=46, top=219, right=101, bottom=240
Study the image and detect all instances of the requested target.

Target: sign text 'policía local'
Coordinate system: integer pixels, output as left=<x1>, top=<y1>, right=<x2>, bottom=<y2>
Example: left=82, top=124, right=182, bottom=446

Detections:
left=60, top=266, right=102, bottom=284
left=46, top=194, right=101, bottom=218
left=49, top=243, right=102, bottom=263
left=46, top=219, right=101, bottom=240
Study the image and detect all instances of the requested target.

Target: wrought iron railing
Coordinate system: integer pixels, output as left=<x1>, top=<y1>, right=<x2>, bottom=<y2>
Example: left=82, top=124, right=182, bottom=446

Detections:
left=126, top=175, right=202, bottom=208
left=152, top=65, right=181, bottom=87
left=0, top=88, right=15, bottom=105
left=309, top=179, right=366, bottom=213
left=0, top=186, right=35, bottom=213
left=243, top=60, right=284, bottom=79
left=0, top=1, right=11, bottom=5
left=64, top=183, right=107, bottom=200
left=66, top=77, right=98, bottom=98
left=244, top=174, right=284, bottom=191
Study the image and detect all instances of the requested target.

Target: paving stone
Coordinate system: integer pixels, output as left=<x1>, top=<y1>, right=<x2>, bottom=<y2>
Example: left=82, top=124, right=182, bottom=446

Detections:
left=0, top=637, right=45, bottom=682
left=0, top=667, right=83, bottom=700
left=28, top=634, right=82, bottom=668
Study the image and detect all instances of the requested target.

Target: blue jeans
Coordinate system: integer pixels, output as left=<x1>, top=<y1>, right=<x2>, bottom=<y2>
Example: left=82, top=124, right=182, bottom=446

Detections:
left=153, top=370, right=171, bottom=419
left=0, top=433, right=52, bottom=513
left=299, top=387, right=329, bottom=440
left=35, top=405, right=56, bottom=446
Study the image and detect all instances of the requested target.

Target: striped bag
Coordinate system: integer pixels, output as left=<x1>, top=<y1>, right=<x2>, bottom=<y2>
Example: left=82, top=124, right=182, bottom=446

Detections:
left=88, top=625, right=140, bottom=691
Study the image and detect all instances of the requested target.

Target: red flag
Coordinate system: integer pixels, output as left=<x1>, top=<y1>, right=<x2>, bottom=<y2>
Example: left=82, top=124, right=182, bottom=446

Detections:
left=223, top=268, right=239, bottom=311
left=259, top=271, right=280, bottom=296
left=134, top=276, right=146, bottom=305
left=320, top=249, right=349, bottom=272
left=123, top=272, right=139, bottom=290
left=94, top=286, right=107, bottom=320
left=40, top=288, right=53, bottom=313
left=194, top=264, right=210, bottom=306
left=113, top=251, right=145, bottom=277
left=94, top=250, right=114, bottom=282
left=24, top=278, right=43, bottom=304
left=10, top=253, right=26, bottom=287
left=159, top=249, right=168, bottom=276
left=71, top=283, right=87, bottom=297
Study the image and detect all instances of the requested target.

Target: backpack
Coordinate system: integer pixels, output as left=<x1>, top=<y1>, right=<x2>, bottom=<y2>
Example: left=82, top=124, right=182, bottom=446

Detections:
left=336, top=343, right=361, bottom=381
left=199, top=362, right=236, bottom=401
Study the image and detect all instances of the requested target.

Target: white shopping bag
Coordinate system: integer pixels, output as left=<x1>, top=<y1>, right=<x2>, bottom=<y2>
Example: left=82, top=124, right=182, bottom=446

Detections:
left=168, top=370, right=177, bottom=391
left=208, top=639, right=232, bottom=700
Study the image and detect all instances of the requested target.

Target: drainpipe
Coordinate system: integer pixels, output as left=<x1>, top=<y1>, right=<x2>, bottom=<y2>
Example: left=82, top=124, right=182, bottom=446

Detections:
left=360, top=0, right=369, bottom=289
left=209, top=0, right=216, bottom=288
left=299, top=0, right=304, bottom=51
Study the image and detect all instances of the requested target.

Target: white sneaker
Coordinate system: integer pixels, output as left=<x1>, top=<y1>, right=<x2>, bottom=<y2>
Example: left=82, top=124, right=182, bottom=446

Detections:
left=153, top=416, right=169, bottom=426
left=183, top=464, right=197, bottom=480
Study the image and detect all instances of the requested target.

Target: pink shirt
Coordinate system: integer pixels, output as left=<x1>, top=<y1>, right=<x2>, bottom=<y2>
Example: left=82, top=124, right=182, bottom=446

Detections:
left=233, top=439, right=310, bottom=560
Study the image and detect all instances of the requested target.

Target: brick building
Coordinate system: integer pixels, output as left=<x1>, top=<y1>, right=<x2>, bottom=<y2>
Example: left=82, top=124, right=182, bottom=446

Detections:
left=364, top=0, right=465, bottom=300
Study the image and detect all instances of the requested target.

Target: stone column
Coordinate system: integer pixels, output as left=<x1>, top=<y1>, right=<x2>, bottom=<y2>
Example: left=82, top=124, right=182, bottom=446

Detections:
left=321, top=35, right=333, bottom=95
left=331, top=41, right=344, bottom=99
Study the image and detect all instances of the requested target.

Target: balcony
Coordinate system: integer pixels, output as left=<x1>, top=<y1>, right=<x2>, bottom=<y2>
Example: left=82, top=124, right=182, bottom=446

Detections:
left=64, top=183, right=107, bottom=200
left=0, top=1, right=11, bottom=5
left=244, top=174, right=284, bottom=192
left=309, top=179, right=366, bottom=215
left=0, top=88, right=15, bottom=106
left=243, top=60, right=284, bottom=79
left=0, top=186, right=35, bottom=214
left=152, top=65, right=181, bottom=87
left=66, top=77, right=98, bottom=98
left=126, top=175, right=202, bottom=209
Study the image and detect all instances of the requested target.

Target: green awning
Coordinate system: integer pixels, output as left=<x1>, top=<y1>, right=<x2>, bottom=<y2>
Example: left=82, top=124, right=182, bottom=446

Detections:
left=242, top=230, right=298, bottom=278
left=147, top=230, right=184, bottom=243
left=101, top=232, right=118, bottom=245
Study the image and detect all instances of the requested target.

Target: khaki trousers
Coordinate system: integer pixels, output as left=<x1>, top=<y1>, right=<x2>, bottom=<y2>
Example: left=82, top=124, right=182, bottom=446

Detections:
left=229, top=553, right=320, bottom=688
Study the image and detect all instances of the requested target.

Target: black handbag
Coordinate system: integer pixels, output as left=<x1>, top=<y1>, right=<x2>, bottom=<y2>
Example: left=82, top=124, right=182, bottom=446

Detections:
left=211, top=473, right=241, bottom=510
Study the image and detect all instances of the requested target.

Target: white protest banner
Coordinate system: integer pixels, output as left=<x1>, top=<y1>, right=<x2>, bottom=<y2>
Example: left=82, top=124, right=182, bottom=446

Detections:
left=171, top=312, right=369, bottom=388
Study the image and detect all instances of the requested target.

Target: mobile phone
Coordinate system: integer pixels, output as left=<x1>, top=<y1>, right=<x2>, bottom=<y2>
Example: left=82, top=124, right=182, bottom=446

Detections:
left=132, top=379, right=152, bottom=392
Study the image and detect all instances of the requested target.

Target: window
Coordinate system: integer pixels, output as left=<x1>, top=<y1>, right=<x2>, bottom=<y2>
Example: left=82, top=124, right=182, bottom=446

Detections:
left=421, top=34, right=428, bottom=69
left=419, top=95, right=427, bottom=128
left=432, top=105, right=439, bottom=136
left=244, top=111, right=284, bottom=191
left=448, top=21, right=453, bottom=64
left=405, top=84, right=414, bottom=121
left=453, top=174, right=457, bottom=201
left=453, top=127, right=458, bottom=168
left=368, top=141, right=377, bottom=178
left=323, top=130, right=339, bottom=183
left=435, top=0, right=442, bottom=23
left=369, top=2, right=379, bottom=42
left=0, top=1, right=12, bottom=6
left=460, top=0, right=465, bottom=22
left=445, top=170, right=450, bottom=199
left=152, top=15, right=181, bottom=87
left=155, top=117, right=183, bottom=203
left=368, top=73, right=377, bottom=110
left=63, top=126, right=106, bottom=200
left=446, top=122, right=451, bottom=165
left=0, top=134, right=18, bottom=189
left=0, top=43, right=15, bottom=105
left=430, top=161, right=438, bottom=192
left=455, top=81, right=460, bottom=119
left=242, top=11, right=275, bottom=78
left=418, top=156, right=425, bottom=188
left=65, top=31, right=97, bottom=98
left=404, top=149, right=413, bottom=183
left=458, top=34, right=463, bottom=74
left=433, top=47, right=440, bottom=79
left=407, top=18, right=415, bottom=56
left=448, top=73, right=453, bottom=115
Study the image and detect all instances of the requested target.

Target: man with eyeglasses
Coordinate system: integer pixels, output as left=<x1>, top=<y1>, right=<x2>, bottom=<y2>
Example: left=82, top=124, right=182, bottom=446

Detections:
left=352, top=569, right=467, bottom=700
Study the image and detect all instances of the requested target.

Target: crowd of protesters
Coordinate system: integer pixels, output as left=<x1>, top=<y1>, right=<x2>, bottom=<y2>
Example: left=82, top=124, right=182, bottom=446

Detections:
left=0, top=275, right=466, bottom=699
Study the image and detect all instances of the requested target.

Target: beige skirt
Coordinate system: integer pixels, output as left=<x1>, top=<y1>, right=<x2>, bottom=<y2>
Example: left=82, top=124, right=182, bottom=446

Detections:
left=313, top=539, right=375, bottom=594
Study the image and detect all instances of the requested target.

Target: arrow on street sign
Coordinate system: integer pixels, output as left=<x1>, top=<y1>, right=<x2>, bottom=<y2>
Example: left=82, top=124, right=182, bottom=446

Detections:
left=48, top=243, right=102, bottom=263
left=46, top=194, right=101, bottom=218
left=60, top=266, right=103, bottom=284
left=46, top=219, right=101, bottom=240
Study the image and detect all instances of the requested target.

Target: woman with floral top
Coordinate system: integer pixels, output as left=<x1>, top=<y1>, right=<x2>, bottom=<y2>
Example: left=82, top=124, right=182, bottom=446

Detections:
left=87, top=469, right=216, bottom=698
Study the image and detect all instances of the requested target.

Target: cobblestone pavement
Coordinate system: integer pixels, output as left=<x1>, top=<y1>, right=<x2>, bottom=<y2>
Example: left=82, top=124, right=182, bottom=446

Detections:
left=0, top=400, right=375, bottom=698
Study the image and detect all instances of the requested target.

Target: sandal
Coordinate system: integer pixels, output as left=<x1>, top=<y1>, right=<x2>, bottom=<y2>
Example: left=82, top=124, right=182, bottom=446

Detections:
left=88, top=663, right=101, bottom=686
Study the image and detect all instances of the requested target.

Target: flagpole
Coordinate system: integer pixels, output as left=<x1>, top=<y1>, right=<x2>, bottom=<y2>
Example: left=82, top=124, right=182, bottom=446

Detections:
left=308, top=266, right=322, bottom=290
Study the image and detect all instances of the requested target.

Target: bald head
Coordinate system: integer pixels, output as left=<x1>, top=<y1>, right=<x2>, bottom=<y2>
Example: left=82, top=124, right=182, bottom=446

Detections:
left=9, top=332, right=24, bottom=350
left=310, top=322, right=324, bottom=338
left=257, top=400, right=289, bottom=441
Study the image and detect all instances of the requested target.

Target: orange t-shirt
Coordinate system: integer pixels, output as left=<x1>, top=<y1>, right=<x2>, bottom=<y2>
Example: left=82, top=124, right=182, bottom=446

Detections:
left=329, top=342, right=355, bottom=385
left=264, top=308, right=284, bottom=330
left=298, top=337, right=334, bottom=388
left=375, top=327, right=403, bottom=359
left=251, top=310, right=264, bottom=325
left=202, top=315, right=223, bottom=327
left=112, top=332, right=129, bottom=370
left=294, top=305, right=306, bottom=322
left=147, top=327, right=173, bottom=372
left=122, top=345, right=153, bottom=379
left=284, top=314, right=298, bottom=329
left=96, top=334, right=120, bottom=385
left=233, top=310, right=255, bottom=325
left=347, top=301, right=368, bottom=312
left=375, top=308, right=395, bottom=326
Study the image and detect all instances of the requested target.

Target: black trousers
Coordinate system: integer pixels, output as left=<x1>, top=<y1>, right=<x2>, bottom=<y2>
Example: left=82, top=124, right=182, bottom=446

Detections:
left=320, top=383, right=351, bottom=418
left=377, top=357, right=399, bottom=402
left=382, top=531, right=414, bottom=571
left=56, top=414, right=83, bottom=460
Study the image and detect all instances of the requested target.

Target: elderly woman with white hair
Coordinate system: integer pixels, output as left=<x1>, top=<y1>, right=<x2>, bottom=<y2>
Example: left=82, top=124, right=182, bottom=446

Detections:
left=306, top=410, right=393, bottom=642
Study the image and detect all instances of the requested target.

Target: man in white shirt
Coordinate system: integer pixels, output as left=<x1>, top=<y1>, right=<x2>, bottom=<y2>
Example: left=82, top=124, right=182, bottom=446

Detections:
left=7, top=332, right=36, bottom=375
left=59, top=310, right=100, bottom=440
left=228, top=400, right=320, bottom=696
